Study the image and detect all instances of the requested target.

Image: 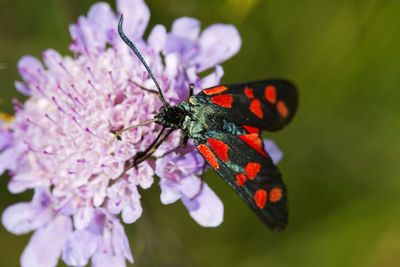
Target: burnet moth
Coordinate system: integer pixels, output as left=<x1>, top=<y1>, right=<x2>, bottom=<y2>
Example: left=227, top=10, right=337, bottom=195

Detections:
left=117, top=15, right=298, bottom=232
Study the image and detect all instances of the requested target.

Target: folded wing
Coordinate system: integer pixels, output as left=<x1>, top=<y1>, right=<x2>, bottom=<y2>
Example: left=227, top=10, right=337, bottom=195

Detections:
left=194, top=128, right=288, bottom=232
left=198, top=79, right=298, bottom=131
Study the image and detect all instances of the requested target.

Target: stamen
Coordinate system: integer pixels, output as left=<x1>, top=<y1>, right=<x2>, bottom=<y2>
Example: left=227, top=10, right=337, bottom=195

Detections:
left=44, top=114, right=57, bottom=124
left=57, top=84, right=67, bottom=94
left=109, top=71, right=115, bottom=85
left=86, top=66, right=95, bottom=81
left=85, top=127, right=96, bottom=136
left=12, top=98, right=23, bottom=108
left=71, top=84, right=83, bottom=99
left=43, top=150, right=56, bottom=155
left=35, top=85, right=46, bottom=97
left=59, top=62, right=71, bottom=76
left=88, top=80, right=98, bottom=92
left=72, top=116, right=81, bottom=127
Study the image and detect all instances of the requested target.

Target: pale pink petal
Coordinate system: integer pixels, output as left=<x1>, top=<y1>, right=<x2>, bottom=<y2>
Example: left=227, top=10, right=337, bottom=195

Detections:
left=88, top=2, right=116, bottom=29
left=164, top=35, right=198, bottom=60
left=42, top=49, right=63, bottom=72
left=121, top=205, right=142, bottom=224
left=159, top=183, right=181, bottom=204
left=73, top=206, right=96, bottom=230
left=14, top=81, right=31, bottom=95
left=69, top=23, right=86, bottom=54
left=198, top=65, right=224, bottom=91
left=20, top=215, right=72, bottom=267
left=181, top=183, right=224, bottom=227
left=165, top=53, right=179, bottom=78
left=185, top=65, right=199, bottom=84
left=121, top=184, right=142, bottom=224
left=148, top=24, right=167, bottom=53
left=176, top=175, right=202, bottom=199
left=62, top=228, right=100, bottom=266
left=192, top=24, right=241, bottom=72
left=117, top=0, right=150, bottom=40
left=17, top=55, right=44, bottom=85
left=264, top=139, right=283, bottom=164
left=0, top=122, right=13, bottom=151
left=2, top=201, right=54, bottom=235
left=8, top=171, right=50, bottom=194
left=87, top=2, right=117, bottom=44
left=92, top=253, right=127, bottom=267
left=111, top=218, right=134, bottom=263
left=128, top=162, right=154, bottom=189
left=0, top=146, right=19, bottom=175
left=171, top=17, right=200, bottom=40
left=91, top=214, right=133, bottom=266
left=2, top=188, right=54, bottom=234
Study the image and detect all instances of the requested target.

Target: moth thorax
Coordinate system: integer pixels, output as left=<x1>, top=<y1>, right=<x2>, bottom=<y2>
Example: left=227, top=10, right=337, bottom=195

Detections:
left=156, top=105, right=187, bottom=129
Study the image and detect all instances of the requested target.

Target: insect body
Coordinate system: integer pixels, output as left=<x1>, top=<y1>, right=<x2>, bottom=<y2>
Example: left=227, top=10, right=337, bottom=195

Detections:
left=118, top=15, right=298, bottom=232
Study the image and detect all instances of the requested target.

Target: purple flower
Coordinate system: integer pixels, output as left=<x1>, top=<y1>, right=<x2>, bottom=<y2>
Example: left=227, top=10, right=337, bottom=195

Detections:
left=62, top=208, right=132, bottom=267
left=2, top=188, right=73, bottom=267
left=0, top=0, right=282, bottom=266
left=155, top=143, right=224, bottom=227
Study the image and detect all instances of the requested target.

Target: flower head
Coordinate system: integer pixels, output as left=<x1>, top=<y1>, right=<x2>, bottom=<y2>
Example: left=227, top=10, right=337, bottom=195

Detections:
left=1, top=0, right=242, bottom=266
left=1, top=0, right=282, bottom=266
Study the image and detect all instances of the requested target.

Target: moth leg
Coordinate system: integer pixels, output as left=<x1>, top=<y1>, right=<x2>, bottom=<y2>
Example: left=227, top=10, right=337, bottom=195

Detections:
left=191, top=161, right=208, bottom=200
left=110, top=128, right=123, bottom=141
left=133, top=127, right=169, bottom=166
left=133, top=128, right=174, bottom=166
left=182, top=135, right=189, bottom=148
left=115, top=128, right=174, bottom=179
left=189, top=83, right=195, bottom=97
left=129, top=79, right=161, bottom=97
left=156, top=133, right=190, bottom=158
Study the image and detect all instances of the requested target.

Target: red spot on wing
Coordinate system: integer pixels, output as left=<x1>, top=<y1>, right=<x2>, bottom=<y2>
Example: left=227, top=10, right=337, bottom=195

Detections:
left=269, top=188, right=283, bottom=202
left=249, top=99, right=263, bottom=118
left=265, top=85, right=277, bottom=104
left=197, top=144, right=219, bottom=169
left=235, top=173, right=247, bottom=186
left=203, top=86, right=228, bottom=95
left=277, top=100, right=289, bottom=118
left=245, top=162, right=261, bottom=180
left=244, top=87, right=254, bottom=99
left=238, top=133, right=268, bottom=158
left=254, top=189, right=267, bottom=209
left=207, top=138, right=229, bottom=162
left=242, top=125, right=260, bottom=134
left=210, top=94, right=233, bottom=108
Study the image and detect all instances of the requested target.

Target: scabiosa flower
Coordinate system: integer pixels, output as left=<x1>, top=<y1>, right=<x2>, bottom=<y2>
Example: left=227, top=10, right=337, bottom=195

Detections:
left=1, top=0, right=282, bottom=266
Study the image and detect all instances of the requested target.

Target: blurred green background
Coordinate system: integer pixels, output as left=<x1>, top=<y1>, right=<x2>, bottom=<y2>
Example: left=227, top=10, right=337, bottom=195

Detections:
left=1, top=0, right=400, bottom=266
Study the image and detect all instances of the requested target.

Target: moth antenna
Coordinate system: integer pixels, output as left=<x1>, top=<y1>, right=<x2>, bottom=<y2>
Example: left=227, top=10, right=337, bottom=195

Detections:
left=118, top=14, right=170, bottom=107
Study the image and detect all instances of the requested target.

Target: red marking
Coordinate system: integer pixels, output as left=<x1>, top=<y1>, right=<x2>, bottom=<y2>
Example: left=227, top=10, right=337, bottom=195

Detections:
left=244, top=87, right=254, bottom=99
left=235, top=173, right=247, bottom=186
left=242, top=125, right=260, bottom=134
left=210, top=94, right=233, bottom=108
left=203, top=86, right=228, bottom=95
left=269, top=188, right=283, bottom=202
left=207, top=138, right=229, bottom=162
left=277, top=100, right=289, bottom=118
left=249, top=99, right=263, bottom=118
left=238, top=133, right=268, bottom=158
left=265, top=85, right=277, bottom=104
left=254, top=189, right=267, bottom=209
left=245, top=162, right=261, bottom=180
left=197, top=144, right=219, bottom=169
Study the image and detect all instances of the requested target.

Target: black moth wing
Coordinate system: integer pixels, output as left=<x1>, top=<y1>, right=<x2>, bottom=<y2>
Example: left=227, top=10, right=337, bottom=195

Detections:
left=194, top=130, right=288, bottom=232
left=198, top=79, right=298, bottom=131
